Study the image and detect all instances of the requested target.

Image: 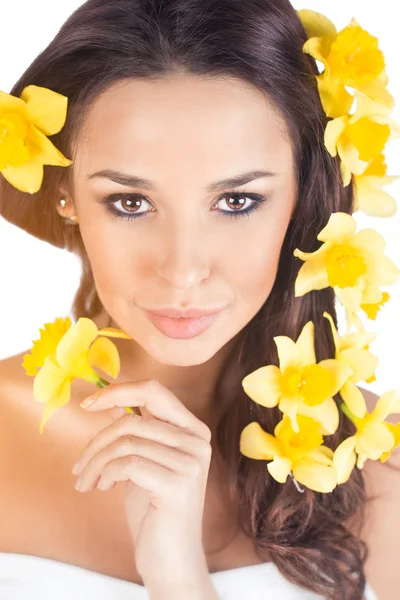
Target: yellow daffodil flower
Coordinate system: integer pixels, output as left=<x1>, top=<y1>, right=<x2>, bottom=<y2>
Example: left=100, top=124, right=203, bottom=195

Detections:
left=324, top=93, right=400, bottom=187
left=380, top=422, right=400, bottom=463
left=322, top=311, right=378, bottom=419
left=344, top=291, right=391, bottom=334
left=361, top=291, right=391, bottom=320
left=294, top=212, right=400, bottom=317
left=240, top=413, right=337, bottom=493
left=241, top=320, right=353, bottom=436
left=0, top=85, right=72, bottom=193
left=354, top=154, right=398, bottom=218
left=22, top=316, right=132, bottom=434
left=297, top=10, right=394, bottom=118
left=333, top=388, right=400, bottom=483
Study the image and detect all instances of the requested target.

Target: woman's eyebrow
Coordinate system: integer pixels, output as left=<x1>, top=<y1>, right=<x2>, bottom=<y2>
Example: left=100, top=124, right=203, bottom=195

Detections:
left=86, top=169, right=278, bottom=192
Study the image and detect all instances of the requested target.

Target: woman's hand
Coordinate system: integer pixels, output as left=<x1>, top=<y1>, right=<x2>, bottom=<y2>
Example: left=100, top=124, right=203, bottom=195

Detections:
left=71, top=379, right=213, bottom=586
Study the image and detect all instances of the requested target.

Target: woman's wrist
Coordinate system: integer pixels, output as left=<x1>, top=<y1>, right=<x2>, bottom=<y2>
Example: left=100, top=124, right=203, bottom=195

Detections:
left=144, top=554, right=220, bottom=600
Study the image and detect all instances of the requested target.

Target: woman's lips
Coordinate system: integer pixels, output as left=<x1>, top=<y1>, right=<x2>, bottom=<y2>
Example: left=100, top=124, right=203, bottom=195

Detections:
left=143, top=309, right=222, bottom=339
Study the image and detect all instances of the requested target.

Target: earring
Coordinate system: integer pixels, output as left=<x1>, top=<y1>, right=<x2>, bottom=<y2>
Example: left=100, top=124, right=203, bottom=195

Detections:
left=59, top=198, right=78, bottom=223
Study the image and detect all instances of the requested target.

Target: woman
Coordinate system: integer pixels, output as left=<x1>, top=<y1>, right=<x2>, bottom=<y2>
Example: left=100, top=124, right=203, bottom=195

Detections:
left=0, top=0, right=397, bottom=598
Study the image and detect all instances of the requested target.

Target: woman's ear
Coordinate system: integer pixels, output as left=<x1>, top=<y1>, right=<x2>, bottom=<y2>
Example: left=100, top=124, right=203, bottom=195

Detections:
left=55, top=188, right=77, bottom=220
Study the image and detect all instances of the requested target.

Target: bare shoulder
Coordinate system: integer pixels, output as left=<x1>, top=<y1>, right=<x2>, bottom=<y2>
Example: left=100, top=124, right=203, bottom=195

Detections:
left=358, top=386, right=400, bottom=600
left=0, top=349, right=38, bottom=433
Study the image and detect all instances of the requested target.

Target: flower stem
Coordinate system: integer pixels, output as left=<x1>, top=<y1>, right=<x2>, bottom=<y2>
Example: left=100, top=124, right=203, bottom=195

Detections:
left=95, top=377, right=133, bottom=413
left=340, top=402, right=358, bottom=426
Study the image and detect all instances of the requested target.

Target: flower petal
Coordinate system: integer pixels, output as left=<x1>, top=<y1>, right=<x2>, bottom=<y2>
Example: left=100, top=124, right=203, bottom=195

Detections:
left=20, top=84, right=69, bottom=136
left=355, top=178, right=398, bottom=218
left=339, top=380, right=367, bottom=419
left=350, top=228, right=386, bottom=254
left=56, top=317, right=99, bottom=368
left=307, top=445, right=334, bottom=465
left=324, top=116, right=347, bottom=157
left=339, top=330, right=376, bottom=352
left=279, top=395, right=301, bottom=433
left=337, top=135, right=370, bottom=176
left=302, top=37, right=330, bottom=68
left=317, top=75, right=354, bottom=118
left=365, top=253, right=400, bottom=286
left=334, top=283, right=364, bottom=313
left=27, top=125, right=72, bottom=167
left=273, top=336, right=300, bottom=373
left=296, top=9, right=337, bottom=41
left=241, top=365, right=282, bottom=407
left=22, top=316, right=72, bottom=375
left=87, top=337, right=120, bottom=379
left=372, top=389, right=400, bottom=422
left=267, top=456, right=292, bottom=484
left=239, top=421, right=282, bottom=460
left=356, top=73, right=395, bottom=110
left=293, top=458, right=337, bottom=493
left=317, top=212, right=357, bottom=244
left=39, top=378, right=71, bottom=435
left=33, top=354, right=69, bottom=404
left=295, top=321, right=316, bottom=367
left=294, top=256, right=330, bottom=296
left=346, top=310, right=365, bottom=333
left=98, top=327, right=132, bottom=339
left=318, top=358, right=354, bottom=394
left=322, top=311, right=341, bottom=353
left=0, top=90, right=26, bottom=118
left=352, top=92, right=394, bottom=120
left=297, top=396, right=339, bottom=435
left=1, top=159, right=43, bottom=194
left=357, top=423, right=395, bottom=459
left=333, top=437, right=357, bottom=484
left=339, top=348, right=378, bottom=383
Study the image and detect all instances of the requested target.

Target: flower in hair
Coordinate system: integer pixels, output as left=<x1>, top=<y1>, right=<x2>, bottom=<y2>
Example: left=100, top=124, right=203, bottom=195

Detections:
left=297, top=10, right=394, bottom=118
left=324, top=93, right=400, bottom=187
left=241, top=321, right=353, bottom=436
left=22, top=317, right=132, bottom=434
left=240, top=414, right=337, bottom=493
left=293, top=212, right=400, bottom=323
left=322, top=311, right=378, bottom=419
left=344, top=291, right=391, bottom=333
left=0, top=85, right=72, bottom=193
left=333, top=389, right=400, bottom=483
left=353, top=154, right=398, bottom=218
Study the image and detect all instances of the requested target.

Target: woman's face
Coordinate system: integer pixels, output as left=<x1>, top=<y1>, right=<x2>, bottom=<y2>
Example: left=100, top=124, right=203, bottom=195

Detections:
left=64, top=75, right=297, bottom=367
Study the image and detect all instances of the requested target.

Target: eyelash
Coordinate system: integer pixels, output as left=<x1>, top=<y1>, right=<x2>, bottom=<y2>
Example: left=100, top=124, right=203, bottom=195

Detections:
left=101, top=190, right=268, bottom=221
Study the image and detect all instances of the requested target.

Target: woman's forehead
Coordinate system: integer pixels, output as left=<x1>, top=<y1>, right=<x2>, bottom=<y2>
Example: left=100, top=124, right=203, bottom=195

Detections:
left=75, top=76, right=291, bottom=160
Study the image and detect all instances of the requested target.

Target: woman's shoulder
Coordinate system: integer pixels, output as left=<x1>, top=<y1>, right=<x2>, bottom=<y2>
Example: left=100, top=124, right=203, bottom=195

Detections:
left=0, top=350, right=38, bottom=427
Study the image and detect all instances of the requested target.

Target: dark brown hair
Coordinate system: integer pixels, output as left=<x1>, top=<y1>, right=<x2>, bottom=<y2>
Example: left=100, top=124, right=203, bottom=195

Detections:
left=0, top=1, right=371, bottom=598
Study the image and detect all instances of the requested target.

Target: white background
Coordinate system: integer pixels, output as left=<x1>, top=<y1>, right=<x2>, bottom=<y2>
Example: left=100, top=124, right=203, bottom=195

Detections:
left=0, top=0, right=399, bottom=398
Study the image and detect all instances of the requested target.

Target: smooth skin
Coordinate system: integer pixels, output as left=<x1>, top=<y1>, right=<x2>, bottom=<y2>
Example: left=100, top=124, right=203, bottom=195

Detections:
left=1, top=74, right=399, bottom=598
left=74, top=379, right=214, bottom=590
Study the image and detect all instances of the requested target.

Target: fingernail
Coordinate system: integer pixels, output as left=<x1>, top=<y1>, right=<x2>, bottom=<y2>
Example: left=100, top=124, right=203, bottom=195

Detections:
left=80, top=396, right=96, bottom=408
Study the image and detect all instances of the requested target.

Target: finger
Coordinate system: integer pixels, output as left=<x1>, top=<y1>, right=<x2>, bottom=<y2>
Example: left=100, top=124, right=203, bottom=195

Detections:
left=96, top=455, right=187, bottom=506
left=74, top=435, right=203, bottom=492
left=73, top=412, right=211, bottom=476
left=81, top=379, right=212, bottom=442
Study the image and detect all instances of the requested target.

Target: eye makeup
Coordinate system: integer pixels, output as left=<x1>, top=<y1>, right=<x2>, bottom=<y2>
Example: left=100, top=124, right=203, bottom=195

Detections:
left=100, top=189, right=269, bottom=221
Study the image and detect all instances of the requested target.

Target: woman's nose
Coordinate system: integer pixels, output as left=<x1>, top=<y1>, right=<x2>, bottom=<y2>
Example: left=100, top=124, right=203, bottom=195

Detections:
left=155, top=221, right=211, bottom=288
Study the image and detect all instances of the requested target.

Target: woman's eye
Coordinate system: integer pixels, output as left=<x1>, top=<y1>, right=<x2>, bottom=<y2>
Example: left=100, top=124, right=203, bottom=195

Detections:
left=101, top=191, right=267, bottom=221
